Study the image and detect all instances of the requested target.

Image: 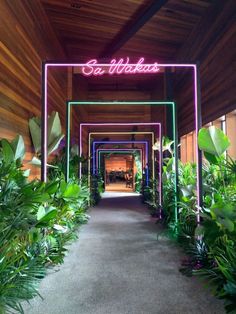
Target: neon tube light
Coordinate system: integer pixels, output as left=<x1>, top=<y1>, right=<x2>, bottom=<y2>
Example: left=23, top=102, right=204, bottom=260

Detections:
left=89, top=131, right=154, bottom=181
left=80, top=122, right=162, bottom=206
left=97, top=149, right=143, bottom=194
left=66, top=100, right=174, bottom=216
left=81, top=57, right=160, bottom=76
left=43, top=62, right=201, bottom=223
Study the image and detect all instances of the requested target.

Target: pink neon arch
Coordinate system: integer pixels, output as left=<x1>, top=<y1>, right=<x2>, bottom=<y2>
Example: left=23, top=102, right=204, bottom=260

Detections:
left=42, top=60, right=201, bottom=223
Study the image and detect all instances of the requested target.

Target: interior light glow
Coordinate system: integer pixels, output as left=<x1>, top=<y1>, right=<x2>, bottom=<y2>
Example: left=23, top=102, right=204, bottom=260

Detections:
left=89, top=131, right=154, bottom=181
left=92, top=141, right=149, bottom=185
left=97, top=149, right=143, bottom=174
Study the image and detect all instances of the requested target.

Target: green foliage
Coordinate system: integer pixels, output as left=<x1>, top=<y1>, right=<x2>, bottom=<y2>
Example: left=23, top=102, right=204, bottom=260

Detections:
left=90, top=174, right=104, bottom=206
left=142, top=179, right=160, bottom=217
left=198, top=126, right=230, bottom=161
left=29, top=111, right=64, bottom=167
left=47, top=144, right=86, bottom=182
left=134, top=152, right=142, bottom=192
left=0, top=135, right=89, bottom=313
left=195, top=237, right=236, bottom=313
left=160, top=157, right=176, bottom=223
left=153, top=136, right=174, bottom=155
left=134, top=172, right=142, bottom=193
left=147, top=128, right=236, bottom=313
left=0, top=135, right=25, bottom=166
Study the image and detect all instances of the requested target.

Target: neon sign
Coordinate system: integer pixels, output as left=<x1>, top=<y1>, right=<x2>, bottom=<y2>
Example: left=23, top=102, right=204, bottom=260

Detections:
left=81, top=57, right=160, bottom=76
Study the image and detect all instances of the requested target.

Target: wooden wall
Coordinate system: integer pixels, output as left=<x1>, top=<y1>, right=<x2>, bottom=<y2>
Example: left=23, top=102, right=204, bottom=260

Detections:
left=105, top=156, right=131, bottom=172
left=77, top=88, right=152, bottom=157
left=175, top=0, right=236, bottom=137
left=150, top=81, right=167, bottom=137
left=72, top=75, right=88, bottom=156
left=87, top=90, right=152, bottom=123
left=0, top=0, right=74, bottom=178
left=226, top=112, right=236, bottom=158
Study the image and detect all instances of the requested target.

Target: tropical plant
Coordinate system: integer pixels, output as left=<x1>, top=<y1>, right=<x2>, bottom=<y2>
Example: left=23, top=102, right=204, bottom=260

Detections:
left=90, top=174, right=104, bottom=206
left=153, top=127, right=236, bottom=313
left=198, top=126, right=230, bottom=160
left=134, top=152, right=142, bottom=192
left=28, top=111, right=64, bottom=166
left=0, top=135, right=90, bottom=313
left=152, top=136, right=174, bottom=156
left=182, top=126, right=236, bottom=313
left=47, top=143, right=85, bottom=182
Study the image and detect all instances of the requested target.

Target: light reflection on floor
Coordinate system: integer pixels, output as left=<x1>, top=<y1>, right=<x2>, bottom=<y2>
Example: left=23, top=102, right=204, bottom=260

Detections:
left=105, top=182, right=134, bottom=193
left=102, top=186, right=139, bottom=198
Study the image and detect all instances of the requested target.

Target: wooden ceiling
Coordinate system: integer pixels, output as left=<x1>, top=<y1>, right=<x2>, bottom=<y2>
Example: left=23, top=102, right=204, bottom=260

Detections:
left=39, top=0, right=234, bottom=133
left=40, top=0, right=213, bottom=62
left=40, top=0, right=214, bottom=94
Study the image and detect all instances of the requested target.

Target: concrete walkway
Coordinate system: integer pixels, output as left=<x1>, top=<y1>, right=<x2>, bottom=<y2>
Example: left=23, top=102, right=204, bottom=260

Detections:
left=24, top=192, right=224, bottom=314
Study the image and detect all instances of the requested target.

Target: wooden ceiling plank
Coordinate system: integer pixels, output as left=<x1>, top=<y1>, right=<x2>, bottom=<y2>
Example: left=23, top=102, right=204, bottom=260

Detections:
left=99, top=0, right=168, bottom=58
left=176, top=0, right=232, bottom=62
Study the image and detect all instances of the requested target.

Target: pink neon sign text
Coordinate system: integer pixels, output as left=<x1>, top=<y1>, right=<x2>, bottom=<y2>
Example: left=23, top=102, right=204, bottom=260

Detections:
left=81, top=57, right=160, bottom=76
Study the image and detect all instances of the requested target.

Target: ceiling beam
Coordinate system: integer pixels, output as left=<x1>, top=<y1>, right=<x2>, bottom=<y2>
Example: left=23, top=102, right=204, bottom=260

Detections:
left=99, top=0, right=168, bottom=59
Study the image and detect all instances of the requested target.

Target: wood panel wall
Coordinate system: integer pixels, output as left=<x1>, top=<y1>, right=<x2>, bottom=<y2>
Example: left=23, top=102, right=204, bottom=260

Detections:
left=1, top=0, right=234, bottom=174
left=151, top=82, right=167, bottom=137
left=175, top=0, right=236, bottom=137
left=226, top=113, right=236, bottom=158
left=77, top=89, right=152, bottom=156
left=72, top=75, right=89, bottom=156
left=0, top=0, right=78, bottom=178
left=105, top=157, right=130, bottom=172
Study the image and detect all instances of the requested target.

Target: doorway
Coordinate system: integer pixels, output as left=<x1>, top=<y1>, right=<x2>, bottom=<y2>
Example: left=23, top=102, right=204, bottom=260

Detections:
left=104, top=154, right=134, bottom=192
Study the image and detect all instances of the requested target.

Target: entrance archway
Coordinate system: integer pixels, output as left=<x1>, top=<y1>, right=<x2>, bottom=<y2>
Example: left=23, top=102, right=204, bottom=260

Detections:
left=42, top=61, right=201, bottom=222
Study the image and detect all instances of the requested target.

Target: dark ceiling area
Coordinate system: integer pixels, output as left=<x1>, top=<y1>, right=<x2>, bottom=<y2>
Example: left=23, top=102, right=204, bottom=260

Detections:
left=0, top=0, right=235, bottom=176
left=39, top=0, right=226, bottom=95
left=36, top=0, right=235, bottom=133
left=40, top=0, right=213, bottom=62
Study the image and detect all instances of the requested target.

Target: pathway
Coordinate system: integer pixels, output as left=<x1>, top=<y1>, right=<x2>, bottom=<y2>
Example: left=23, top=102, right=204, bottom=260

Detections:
left=105, top=182, right=133, bottom=192
left=24, top=192, right=224, bottom=314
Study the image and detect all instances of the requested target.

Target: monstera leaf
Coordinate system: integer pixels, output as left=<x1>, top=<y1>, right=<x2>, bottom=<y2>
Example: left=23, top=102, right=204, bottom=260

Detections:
left=198, top=126, right=230, bottom=157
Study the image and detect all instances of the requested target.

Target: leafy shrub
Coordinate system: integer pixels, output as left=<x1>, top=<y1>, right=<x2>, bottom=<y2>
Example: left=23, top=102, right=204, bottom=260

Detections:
left=0, top=136, right=89, bottom=313
left=150, top=128, right=236, bottom=313
left=90, top=174, right=104, bottom=206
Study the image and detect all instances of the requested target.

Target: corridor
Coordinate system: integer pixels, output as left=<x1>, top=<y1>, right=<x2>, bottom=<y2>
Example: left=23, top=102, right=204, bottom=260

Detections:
left=24, top=192, right=224, bottom=314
